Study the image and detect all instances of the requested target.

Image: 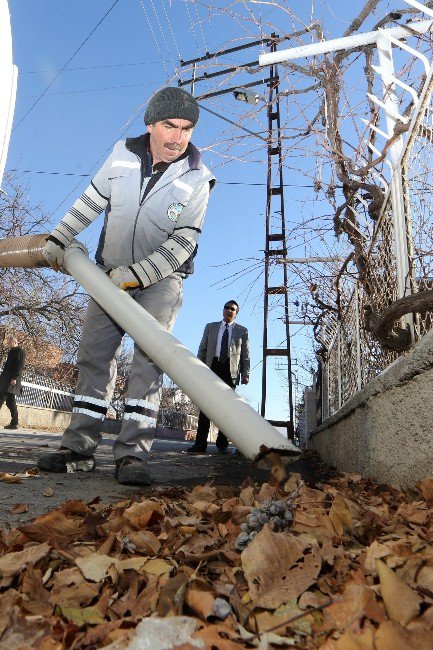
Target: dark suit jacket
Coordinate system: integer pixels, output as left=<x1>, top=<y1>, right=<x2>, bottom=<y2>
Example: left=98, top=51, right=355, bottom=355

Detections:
left=0, top=346, right=25, bottom=395
left=198, top=321, right=250, bottom=385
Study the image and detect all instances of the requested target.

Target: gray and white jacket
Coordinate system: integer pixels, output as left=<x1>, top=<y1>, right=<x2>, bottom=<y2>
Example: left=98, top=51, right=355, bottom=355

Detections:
left=49, top=136, right=215, bottom=288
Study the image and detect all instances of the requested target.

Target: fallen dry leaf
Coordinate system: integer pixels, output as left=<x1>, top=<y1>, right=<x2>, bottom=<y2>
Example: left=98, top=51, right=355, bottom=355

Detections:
left=329, top=493, right=353, bottom=535
left=10, top=503, right=29, bottom=514
left=416, top=477, right=433, bottom=506
left=0, top=472, right=21, bottom=483
left=123, top=500, right=164, bottom=528
left=376, top=559, right=421, bottom=625
left=0, top=542, right=51, bottom=578
left=0, top=467, right=431, bottom=648
left=76, top=553, right=116, bottom=582
left=242, top=525, right=321, bottom=608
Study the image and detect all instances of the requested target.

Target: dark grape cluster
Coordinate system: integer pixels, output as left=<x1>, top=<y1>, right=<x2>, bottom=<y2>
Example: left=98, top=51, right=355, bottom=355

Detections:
left=235, top=498, right=295, bottom=551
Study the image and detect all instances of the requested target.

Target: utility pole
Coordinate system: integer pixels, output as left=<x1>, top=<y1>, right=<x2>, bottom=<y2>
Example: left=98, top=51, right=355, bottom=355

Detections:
left=261, top=39, right=294, bottom=438
left=178, top=34, right=296, bottom=438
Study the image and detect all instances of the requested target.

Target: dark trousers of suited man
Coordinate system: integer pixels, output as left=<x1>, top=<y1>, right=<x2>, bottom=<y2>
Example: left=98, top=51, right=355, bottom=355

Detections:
left=195, top=357, right=234, bottom=451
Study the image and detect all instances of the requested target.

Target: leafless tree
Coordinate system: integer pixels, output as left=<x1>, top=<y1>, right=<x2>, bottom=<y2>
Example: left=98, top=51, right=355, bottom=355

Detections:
left=183, top=1, right=433, bottom=353
left=0, top=173, right=88, bottom=366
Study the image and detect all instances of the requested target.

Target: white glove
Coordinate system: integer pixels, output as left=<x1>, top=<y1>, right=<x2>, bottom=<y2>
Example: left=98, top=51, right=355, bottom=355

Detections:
left=109, top=266, right=141, bottom=291
left=42, top=236, right=88, bottom=272
left=42, top=236, right=65, bottom=271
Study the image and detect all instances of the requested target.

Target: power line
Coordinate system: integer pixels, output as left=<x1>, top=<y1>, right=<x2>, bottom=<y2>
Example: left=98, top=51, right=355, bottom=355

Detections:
left=13, top=0, right=121, bottom=132
left=198, top=103, right=267, bottom=141
left=9, top=168, right=318, bottom=188
left=21, top=81, right=157, bottom=99
left=138, top=0, right=170, bottom=77
left=21, top=62, right=168, bottom=74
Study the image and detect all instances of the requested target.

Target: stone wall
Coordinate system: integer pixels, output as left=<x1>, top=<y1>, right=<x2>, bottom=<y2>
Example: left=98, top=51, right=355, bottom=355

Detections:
left=0, top=404, right=72, bottom=431
left=309, top=328, right=433, bottom=488
left=0, top=406, right=191, bottom=441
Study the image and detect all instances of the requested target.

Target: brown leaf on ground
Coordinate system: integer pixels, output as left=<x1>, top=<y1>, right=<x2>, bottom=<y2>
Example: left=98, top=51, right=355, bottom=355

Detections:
left=375, top=620, right=433, bottom=650
left=376, top=559, right=422, bottom=625
left=1, top=469, right=433, bottom=648
left=266, top=452, right=287, bottom=485
left=127, top=529, right=161, bottom=555
left=186, top=484, right=218, bottom=503
left=20, top=563, right=53, bottom=616
left=25, top=467, right=40, bottom=476
left=75, top=553, right=116, bottom=582
left=320, top=627, right=375, bottom=649
left=185, top=583, right=216, bottom=621
left=10, top=502, right=29, bottom=514
left=195, top=622, right=246, bottom=650
left=416, top=477, right=433, bottom=506
left=157, top=572, right=189, bottom=616
left=329, top=493, right=353, bottom=535
left=0, top=472, right=21, bottom=483
left=0, top=541, right=51, bottom=578
left=396, top=502, right=428, bottom=526
left=0, top=589, right=22, bottom=637
left=292, top=508, right=335, bottom=542
left=18, top=509, right=85, bottom=544
left=0, top=610, right=52, bottom=649
left=49, top=566, right=100, bottom=608
left=241, top=526, right=321, bottom=608
left=123, top=500, right=164, bottom=528
left=322, top=579, right=386, bottom=634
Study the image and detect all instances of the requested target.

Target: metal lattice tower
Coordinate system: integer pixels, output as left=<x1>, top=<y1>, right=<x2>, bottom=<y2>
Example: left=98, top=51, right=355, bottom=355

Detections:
left=261, top=43, right=294, bottom=438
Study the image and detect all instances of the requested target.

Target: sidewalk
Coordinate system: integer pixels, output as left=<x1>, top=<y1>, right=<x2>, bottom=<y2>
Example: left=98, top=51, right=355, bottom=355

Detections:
left=0, top=427, right=317, bottom=528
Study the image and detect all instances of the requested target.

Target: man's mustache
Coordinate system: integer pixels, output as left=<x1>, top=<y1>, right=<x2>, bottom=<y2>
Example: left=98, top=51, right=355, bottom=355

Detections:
left=165, top=143, right=181, bottom=151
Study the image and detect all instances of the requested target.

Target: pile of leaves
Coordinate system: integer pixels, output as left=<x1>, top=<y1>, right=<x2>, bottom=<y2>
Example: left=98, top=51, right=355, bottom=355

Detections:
left=0, top=467, right=433, bottom=649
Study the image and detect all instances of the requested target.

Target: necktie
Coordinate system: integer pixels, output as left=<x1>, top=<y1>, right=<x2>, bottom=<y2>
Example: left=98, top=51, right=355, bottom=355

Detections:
left=220, top=324, right=229, bottom=363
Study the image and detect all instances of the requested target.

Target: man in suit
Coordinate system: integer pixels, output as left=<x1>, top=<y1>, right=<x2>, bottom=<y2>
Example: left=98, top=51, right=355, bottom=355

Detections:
left=188, top=300, right=250, bottom=454
left=0, top=334, right=25, bottom=430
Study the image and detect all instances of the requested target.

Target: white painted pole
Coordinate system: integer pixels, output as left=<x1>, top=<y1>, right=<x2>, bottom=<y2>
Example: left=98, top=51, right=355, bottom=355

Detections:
left=63, top=247, right=300, bottom=461
left=259, top=19, right=433, bottom=66
left=376, top=36, right=411, bottom=304
left=0, top=0, right=18, bottom=187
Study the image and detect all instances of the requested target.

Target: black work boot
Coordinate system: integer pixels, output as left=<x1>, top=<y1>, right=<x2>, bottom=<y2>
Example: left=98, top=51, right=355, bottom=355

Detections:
left=4, top=423, right=19, bottom=430
left=115, top=456, right=152, bottom=485
left=37, top=447, right=95, bottom=473
left=187, top=444, right=207, bottom=453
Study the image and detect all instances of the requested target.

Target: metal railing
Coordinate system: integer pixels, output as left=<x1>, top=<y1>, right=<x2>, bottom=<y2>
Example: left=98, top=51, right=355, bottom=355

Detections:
left=17, top=368, right=74, bottom=411
left=318, top=6, right=433, bottom=420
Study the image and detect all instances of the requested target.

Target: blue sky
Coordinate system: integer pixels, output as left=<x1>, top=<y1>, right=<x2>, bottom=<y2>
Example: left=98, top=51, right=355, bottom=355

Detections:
left=5, top=0, right=410, bottom=421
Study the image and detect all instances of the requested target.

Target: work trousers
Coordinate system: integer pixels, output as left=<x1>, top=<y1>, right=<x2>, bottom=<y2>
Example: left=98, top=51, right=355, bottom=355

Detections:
left=62, top=275, right=183, bottom=461
left=195, top=357, right=235, bottom=450
left=0, top=392, right=19, bottom=425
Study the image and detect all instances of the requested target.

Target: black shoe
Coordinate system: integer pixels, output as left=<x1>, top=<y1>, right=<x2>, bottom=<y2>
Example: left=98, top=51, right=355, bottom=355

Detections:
left=187, top=444, right=207, bottom=454
left=217, top=447, right=228, bottom=455
left=37, top=447, right=95, bottom=473
left=115, top=456, right=152, bottom=485
left=4, top=423, right=19, bottom=430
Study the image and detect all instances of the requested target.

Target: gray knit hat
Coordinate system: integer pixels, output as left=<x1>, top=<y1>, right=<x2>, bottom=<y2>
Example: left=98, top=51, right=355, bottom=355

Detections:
left=145, top=87, right=199, bottom=126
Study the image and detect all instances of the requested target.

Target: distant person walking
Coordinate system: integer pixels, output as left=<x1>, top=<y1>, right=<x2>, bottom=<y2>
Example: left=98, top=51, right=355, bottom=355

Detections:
left=0, top=334, right=25, bottom=430
left=188, top=300, right=250, bottom=454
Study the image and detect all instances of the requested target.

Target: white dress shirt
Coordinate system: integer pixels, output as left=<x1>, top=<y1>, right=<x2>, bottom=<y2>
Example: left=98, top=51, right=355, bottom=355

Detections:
left=216, top=320, right=234, bottom=359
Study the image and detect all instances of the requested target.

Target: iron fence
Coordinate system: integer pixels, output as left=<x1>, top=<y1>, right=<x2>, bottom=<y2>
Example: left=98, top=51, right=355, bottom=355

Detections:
left=318, top=34, right=433, bottom=420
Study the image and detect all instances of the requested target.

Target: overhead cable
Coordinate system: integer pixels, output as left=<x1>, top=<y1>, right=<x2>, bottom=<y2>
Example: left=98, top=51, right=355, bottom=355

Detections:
left=12, top=0, right=121, bottom=131
left=138, top=0, right=170, bottom=76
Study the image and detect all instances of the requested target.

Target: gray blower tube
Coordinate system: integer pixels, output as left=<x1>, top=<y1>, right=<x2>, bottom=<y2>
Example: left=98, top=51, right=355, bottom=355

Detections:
left=0, top=234, right=300, bottom=462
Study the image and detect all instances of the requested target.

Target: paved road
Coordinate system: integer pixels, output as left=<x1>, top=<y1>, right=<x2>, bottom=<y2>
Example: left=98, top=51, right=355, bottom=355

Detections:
left=0, top=427, right=274, bottom=528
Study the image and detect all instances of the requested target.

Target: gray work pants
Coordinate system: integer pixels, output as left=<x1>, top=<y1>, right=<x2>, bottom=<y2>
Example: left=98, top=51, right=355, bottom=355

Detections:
left=62, top=275, right=183, bottom=461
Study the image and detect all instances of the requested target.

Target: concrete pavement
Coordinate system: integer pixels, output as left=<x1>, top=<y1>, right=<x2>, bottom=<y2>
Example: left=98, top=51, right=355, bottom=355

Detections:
left=0, top=427, right=274, bottom=528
